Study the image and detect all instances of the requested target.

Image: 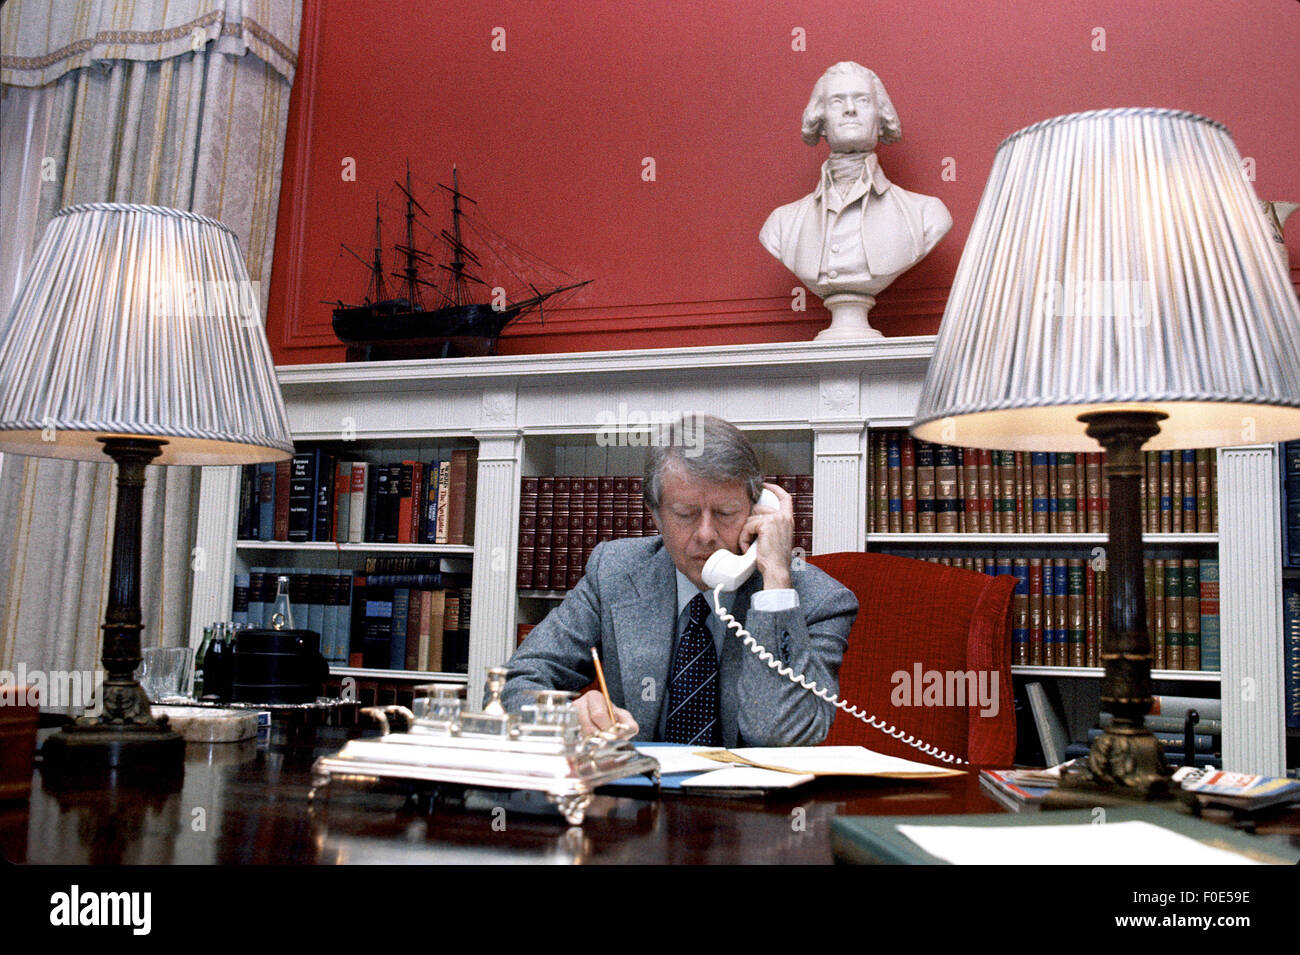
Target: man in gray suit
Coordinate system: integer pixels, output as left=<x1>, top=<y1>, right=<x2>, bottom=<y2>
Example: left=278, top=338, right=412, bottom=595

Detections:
left=503, top=415, right=857, bottom=747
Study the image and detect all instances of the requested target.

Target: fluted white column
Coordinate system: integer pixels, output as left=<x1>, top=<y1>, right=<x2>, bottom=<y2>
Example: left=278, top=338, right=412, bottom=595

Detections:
left=466, top=429, right=523, bottom=705
left=188, top=466, right=240, bottom=651
left=810, top=427, right=867, bottom=554
left=1217, top=445, right=1286, bottom=775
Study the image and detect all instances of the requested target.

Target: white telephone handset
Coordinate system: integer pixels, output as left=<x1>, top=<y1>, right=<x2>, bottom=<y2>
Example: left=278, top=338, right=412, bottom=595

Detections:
left=701, top=488, right=966, bottom=765
left=701, top=488, right=780, bottom=592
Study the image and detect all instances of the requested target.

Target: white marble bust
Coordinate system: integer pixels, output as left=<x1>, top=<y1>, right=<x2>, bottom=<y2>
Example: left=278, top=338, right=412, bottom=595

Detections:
left=761, top=62, right=952, bottom=339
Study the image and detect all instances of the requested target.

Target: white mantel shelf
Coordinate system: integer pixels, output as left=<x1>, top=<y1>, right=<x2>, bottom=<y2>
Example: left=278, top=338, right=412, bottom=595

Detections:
left=275, top=336, right=938, bottom=392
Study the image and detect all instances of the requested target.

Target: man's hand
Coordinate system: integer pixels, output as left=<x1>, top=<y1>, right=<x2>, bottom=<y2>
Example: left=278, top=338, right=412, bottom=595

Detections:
left=574, top=689, right=638, bottom=738
left=740, top=481, right=795, bottom=590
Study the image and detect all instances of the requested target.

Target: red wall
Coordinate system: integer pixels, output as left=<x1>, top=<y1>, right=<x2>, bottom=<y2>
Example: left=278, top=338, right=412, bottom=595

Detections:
left=267, top=0, right=1300, bottom=364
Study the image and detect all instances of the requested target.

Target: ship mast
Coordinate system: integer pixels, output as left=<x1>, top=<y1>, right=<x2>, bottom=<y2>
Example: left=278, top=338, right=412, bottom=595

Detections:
left=370, top=195, right=386, bottom=304
left=437, top=165, right=481, bottom=308
left=450, top=166, right=466, bottom=306
left=395, top=160, right=427, bottom=310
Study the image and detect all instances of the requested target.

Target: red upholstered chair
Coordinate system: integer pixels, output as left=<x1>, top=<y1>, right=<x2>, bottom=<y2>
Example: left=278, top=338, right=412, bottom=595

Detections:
left=807, top=552, right=1017, bottom=767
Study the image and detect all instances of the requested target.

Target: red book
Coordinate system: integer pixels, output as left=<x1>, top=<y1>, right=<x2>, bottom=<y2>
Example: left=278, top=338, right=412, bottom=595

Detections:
left=397, top=461, right=416, bottom=544
left=1028, top=558, right=1044, bottom=666
left=274, top=459, right=292, bottom=540
left=446, top=451, right=469, bottom=544
left=899, top=436, right=920, bottom=535
left=404, top=588, right=423, bottom=671
left=409, top=462, right=424, bottom=546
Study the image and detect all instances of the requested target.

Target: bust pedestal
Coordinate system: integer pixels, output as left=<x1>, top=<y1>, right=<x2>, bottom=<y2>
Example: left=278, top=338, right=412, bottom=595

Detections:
left=816, top=292, right=881, bottom=341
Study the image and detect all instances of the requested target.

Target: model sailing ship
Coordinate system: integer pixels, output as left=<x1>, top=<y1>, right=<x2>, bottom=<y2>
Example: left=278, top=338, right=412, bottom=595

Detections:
left=332, top=166, right=590, bottom=360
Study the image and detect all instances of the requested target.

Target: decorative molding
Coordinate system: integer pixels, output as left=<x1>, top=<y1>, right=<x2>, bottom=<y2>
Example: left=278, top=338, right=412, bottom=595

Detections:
left=819, top=378, right=859, bottom=418
left=481, top=389, right=516, bottom=426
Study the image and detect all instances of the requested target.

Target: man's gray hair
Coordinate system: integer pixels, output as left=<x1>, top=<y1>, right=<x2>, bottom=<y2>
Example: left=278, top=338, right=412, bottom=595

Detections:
left=643, top=415, right=763, bottom=512
left=800, top=61, right=902, bottom=148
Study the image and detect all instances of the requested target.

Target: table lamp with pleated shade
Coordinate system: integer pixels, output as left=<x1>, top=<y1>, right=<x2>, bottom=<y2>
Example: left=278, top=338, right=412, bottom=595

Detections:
left=0, top=203, right=294, bottom=772
left=911, top=109, right=1300, bottom=800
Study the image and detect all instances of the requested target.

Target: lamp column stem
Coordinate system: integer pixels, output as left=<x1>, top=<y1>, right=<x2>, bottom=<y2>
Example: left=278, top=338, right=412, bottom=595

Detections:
left=101, top=438, right=163, bottom=686
left=1048, top=410, right=1174, bottom=802
left=40, top=436, right=185, bottom=775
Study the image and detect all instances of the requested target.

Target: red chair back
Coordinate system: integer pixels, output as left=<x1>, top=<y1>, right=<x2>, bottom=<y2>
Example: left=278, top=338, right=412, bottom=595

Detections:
left=808, top=552, right=1017, bottom=766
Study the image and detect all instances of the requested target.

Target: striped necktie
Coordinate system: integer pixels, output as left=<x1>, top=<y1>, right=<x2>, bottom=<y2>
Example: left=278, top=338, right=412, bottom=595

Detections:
left=664, top=593, right=720, bottom=745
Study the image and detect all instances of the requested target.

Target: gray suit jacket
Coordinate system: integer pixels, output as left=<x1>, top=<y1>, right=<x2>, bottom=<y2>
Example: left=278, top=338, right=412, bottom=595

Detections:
left=503, top=537, right=857, bottom=746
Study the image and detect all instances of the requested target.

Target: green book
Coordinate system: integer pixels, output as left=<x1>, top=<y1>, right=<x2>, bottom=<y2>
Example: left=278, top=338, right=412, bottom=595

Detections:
left=1164, top=559, right=1183, bottom=670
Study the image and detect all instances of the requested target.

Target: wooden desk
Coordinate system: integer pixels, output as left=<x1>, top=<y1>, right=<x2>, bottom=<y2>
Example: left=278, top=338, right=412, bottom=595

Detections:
left=3, top=727, right=1298, bottom=865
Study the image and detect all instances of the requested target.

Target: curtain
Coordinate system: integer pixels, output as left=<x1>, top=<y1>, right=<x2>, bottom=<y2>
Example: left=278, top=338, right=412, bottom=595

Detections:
left=0, top=0, right=301, bottom=710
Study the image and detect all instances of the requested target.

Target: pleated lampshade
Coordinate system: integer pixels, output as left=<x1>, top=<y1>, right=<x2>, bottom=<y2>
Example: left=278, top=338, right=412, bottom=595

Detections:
left=912, top=108, right=1300, bottom=451
left=0, top=203, right=294, bottom=465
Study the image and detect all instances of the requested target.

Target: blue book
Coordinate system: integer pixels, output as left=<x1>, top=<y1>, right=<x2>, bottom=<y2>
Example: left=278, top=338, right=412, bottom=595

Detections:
left=1053, top=562, right=1068, bottom=664
left=423, top=459, right=441, bottom=544
left=307, top=572, right=327, bottom=646
left=361, top=587, right=394, bottom=670
left=1199, top=558, right=1220, bottom=672
left=257, top=462, right=276, bottom=541
left=1284, top=580, right=1300, bottom=730
left=239, top=465, right=256, bottom=539
left=1284, top=441, right=1300, bottom=567
left=1180, top=449, right=1197, bottom=526
left=886, top=437, right=901, bottom=523
left=327, top=570, right=354, bottom=665
left=1011, top=559, right=1030, bottom=663
left=389, top=588, right=410, bottom=670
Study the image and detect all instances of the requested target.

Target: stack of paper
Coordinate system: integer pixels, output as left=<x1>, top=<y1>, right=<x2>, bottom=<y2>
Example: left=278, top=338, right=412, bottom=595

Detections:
left=626, top=744, right=963, bottom=793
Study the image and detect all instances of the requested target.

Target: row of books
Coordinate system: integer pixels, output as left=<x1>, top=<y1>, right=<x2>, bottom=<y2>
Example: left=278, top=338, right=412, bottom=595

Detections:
left=1284, top=441, right=1300, bottom=567
left=236, top=447, right=478, bottom=545
left=231, top=559, right=471, bottom=673
left=517, top=473, right=815, bottom=592
left=903, top=552, right=1219, bottom=671
left=1285, top=579, right=1300, bottom=730
left=868, top=430, right=1219, bottom=535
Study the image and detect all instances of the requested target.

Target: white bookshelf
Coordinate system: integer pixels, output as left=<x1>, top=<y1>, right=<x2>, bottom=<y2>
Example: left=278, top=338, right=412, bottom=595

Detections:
left=187, top=336, right=1288, bottom=773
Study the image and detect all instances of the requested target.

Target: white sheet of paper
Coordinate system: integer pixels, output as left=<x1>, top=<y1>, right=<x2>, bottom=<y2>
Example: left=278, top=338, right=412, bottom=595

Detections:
left=895, top=820, right=1261, bottom=865
left=633, top=744, right=733, bottom=775
left=733, top=745, right=956, bottom=776
left=679, top=767, right=815, bottom=790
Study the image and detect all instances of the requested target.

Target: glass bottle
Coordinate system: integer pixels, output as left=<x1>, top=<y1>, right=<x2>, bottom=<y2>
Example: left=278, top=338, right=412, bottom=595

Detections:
left=271, top=575, right=295, bottom=631
left=203, top=622, right=230, bottom=701
left=193, top=624, right=215, bottom=698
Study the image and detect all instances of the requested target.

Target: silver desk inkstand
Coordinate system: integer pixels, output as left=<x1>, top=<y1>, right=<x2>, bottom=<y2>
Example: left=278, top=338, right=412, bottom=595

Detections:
left=310, top=667, right=659, bottom=824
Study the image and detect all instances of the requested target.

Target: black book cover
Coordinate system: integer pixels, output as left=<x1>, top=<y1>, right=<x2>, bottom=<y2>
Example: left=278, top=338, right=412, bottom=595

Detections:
left=360, top=584, right=395, bottom=669
left=445, top=587, right=471, bottom=673
left=384, top=463, right=404, bottom=543
left=238, top=464, right=255, bottom=539
left=365, top=463, right=379, bottom=543
left=287, top=452, right=314, bottom=541
left=348, top=574, right=367, bottom=665
left=313, top=449, right=336, bottom=542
